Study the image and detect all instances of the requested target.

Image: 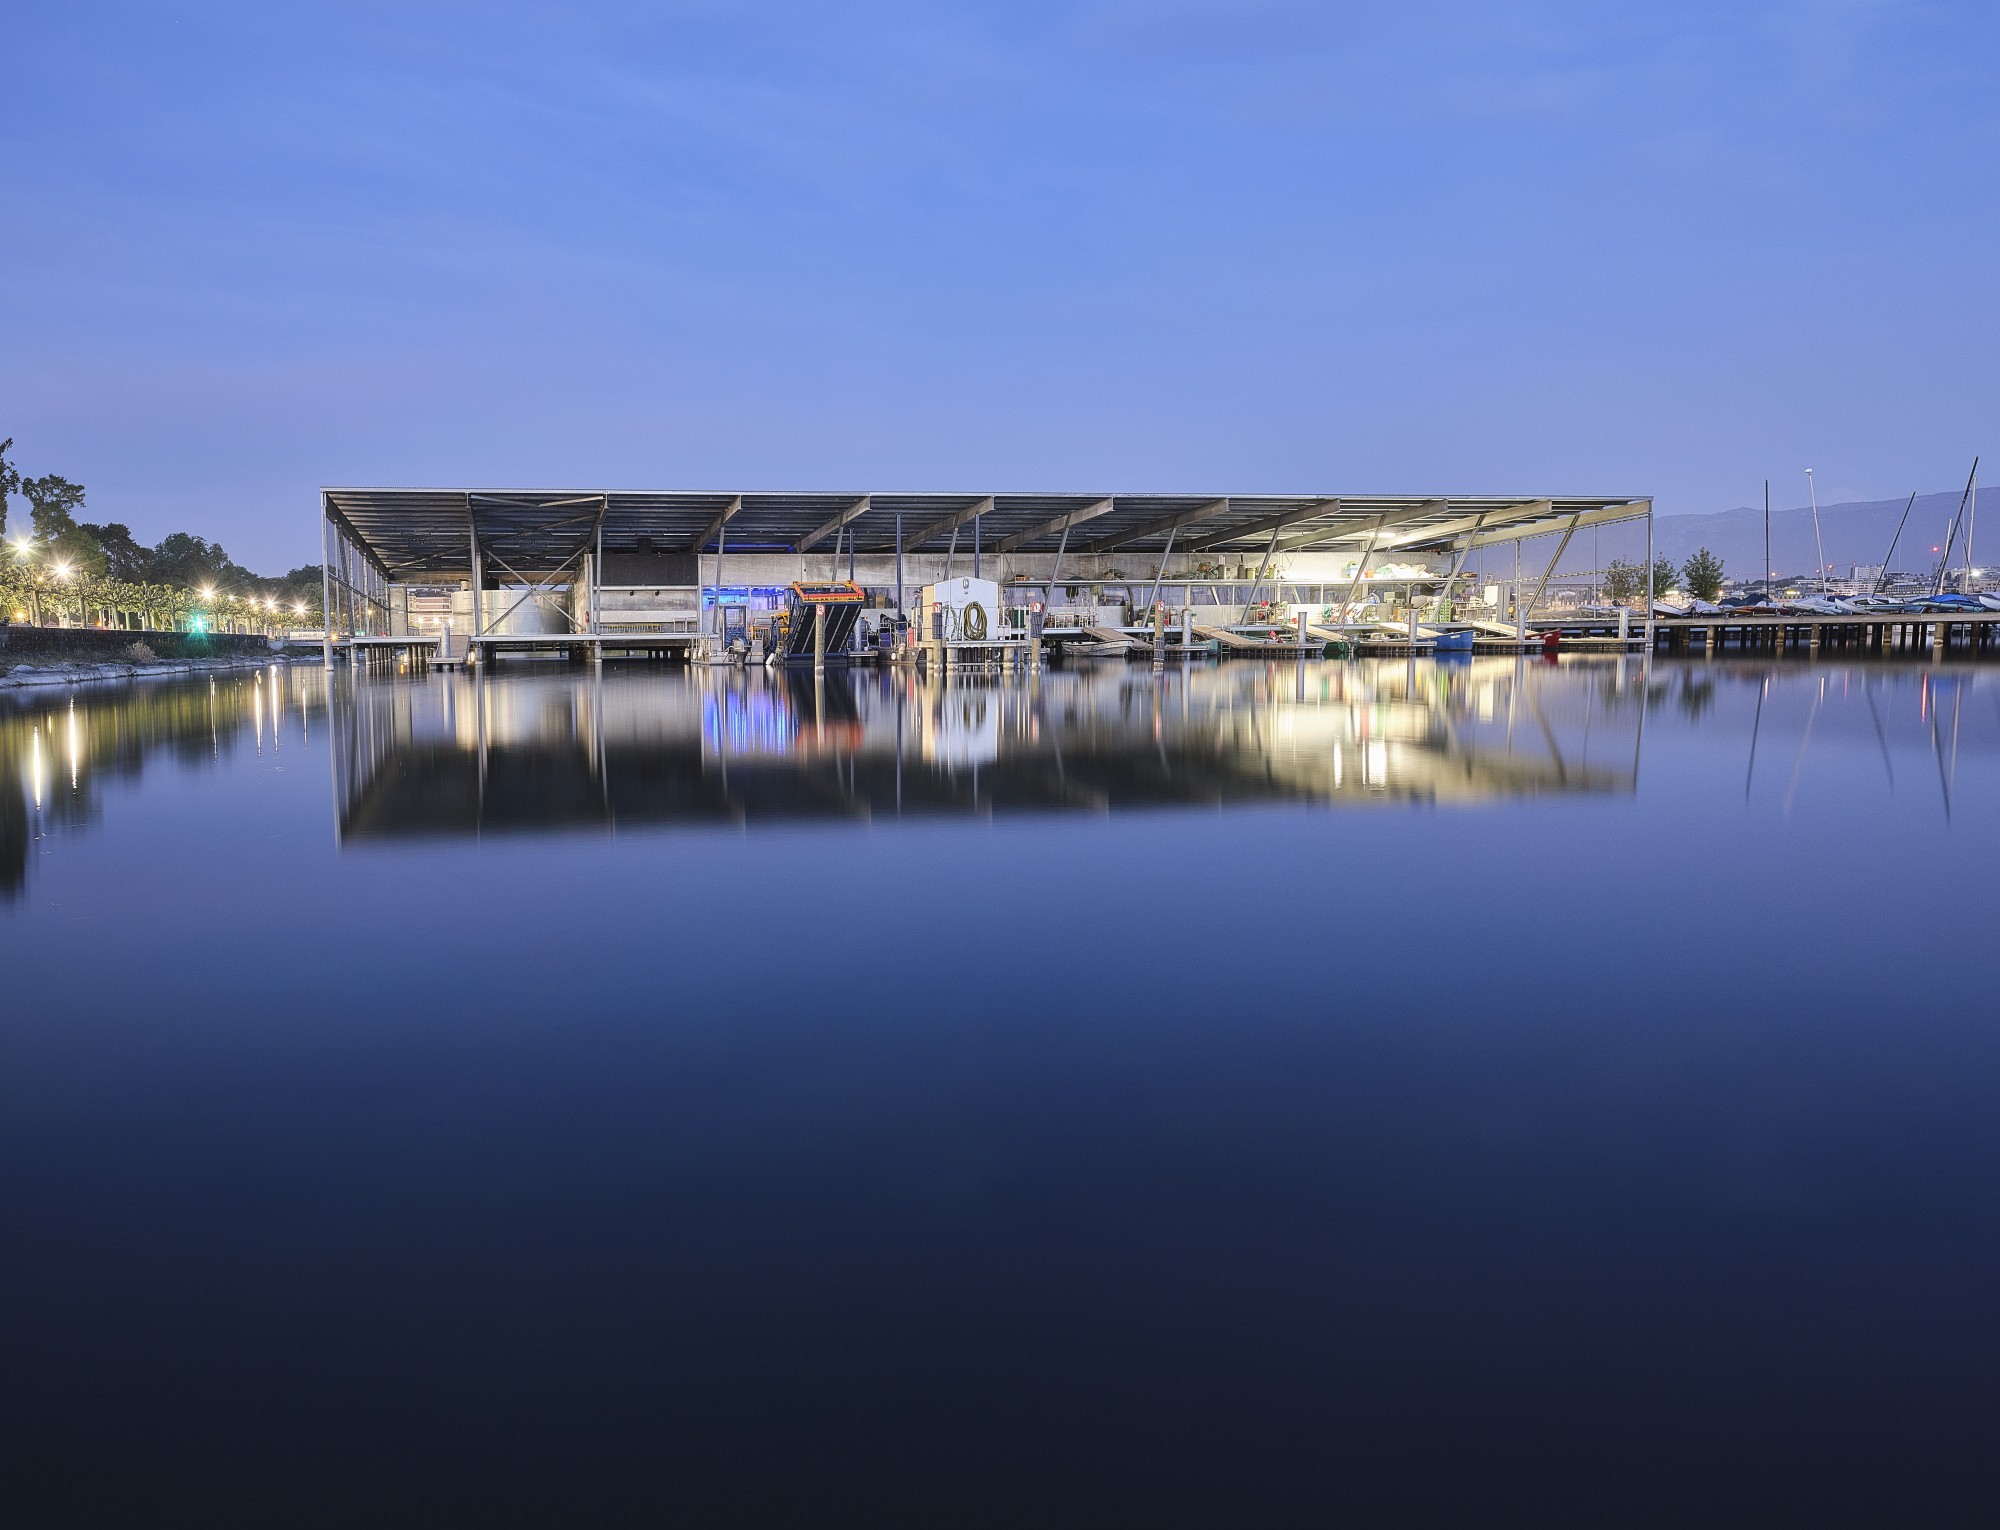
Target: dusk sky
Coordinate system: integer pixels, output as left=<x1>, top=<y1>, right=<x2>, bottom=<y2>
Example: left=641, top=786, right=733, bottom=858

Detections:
left=4, top=1, right=1997, bottom=574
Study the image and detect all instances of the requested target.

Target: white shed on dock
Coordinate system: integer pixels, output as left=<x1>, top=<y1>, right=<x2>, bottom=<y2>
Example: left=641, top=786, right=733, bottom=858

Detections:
left=919, top=577, right=1002, bottom=644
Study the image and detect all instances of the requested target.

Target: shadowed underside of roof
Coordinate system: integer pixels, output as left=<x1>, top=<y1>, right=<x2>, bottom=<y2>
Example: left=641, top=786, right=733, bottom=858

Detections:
left=322, top=488, right=1651, bottom=582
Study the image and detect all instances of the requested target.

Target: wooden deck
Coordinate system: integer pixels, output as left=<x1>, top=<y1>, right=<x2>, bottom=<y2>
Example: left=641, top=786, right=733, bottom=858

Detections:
left=1648, top=611, right=2000, bottom=656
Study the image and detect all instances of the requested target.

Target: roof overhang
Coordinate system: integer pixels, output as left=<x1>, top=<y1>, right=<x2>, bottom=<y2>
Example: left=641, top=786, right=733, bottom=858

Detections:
left=320, top=488, right=1651, bottom=582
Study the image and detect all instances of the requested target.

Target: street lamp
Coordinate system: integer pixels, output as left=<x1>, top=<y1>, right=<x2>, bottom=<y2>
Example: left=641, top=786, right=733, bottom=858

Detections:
left=48, top=561, right=75, bottom=627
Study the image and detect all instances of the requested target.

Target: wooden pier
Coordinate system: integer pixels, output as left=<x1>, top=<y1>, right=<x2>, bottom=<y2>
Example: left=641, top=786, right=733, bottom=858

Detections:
left=1648, top=612, right=2000, bottom=657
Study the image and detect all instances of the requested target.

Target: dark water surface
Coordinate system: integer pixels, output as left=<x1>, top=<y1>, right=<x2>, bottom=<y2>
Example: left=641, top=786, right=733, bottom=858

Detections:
left=3, top=656, right=1997, bottom=1527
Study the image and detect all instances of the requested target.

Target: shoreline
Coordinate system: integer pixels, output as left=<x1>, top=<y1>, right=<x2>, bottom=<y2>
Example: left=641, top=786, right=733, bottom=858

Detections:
left=0, top=652, right=312, bottom=691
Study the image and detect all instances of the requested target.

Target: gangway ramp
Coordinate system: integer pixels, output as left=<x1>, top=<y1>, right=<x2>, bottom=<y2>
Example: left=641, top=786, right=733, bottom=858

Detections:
left=1191, top=623, right=1270, bottom=651
left=1083, top=626, right=1151, bottom=650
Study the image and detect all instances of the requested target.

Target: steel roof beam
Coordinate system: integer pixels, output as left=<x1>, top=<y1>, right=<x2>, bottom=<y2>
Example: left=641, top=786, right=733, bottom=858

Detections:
left=1463, top=499, right=1648, bottom=549
left=896, top=496, right=992, bottom=553
left=686, top=495, right=742, bottom=553
left=795, top=496, right=871, bottom=554
left=1361, top=499, right=1552, bottom=554
left=1267, top=498, right=1456, bottom=556
left=1080, top=497, right=1229, bottom=554
left=996, top=497, right=1116, bottom=553
left=1185, top=497, right=1345, bottom=553
left=322, top=500, right=399, bottom=584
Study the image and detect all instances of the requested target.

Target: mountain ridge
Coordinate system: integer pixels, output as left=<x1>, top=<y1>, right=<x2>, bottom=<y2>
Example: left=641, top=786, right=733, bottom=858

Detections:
left=1651, top=487, right=1991, bottom=579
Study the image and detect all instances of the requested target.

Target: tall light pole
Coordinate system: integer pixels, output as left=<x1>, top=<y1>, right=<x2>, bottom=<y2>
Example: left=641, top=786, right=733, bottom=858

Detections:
left=1805, top=468, right=1829, bottom=598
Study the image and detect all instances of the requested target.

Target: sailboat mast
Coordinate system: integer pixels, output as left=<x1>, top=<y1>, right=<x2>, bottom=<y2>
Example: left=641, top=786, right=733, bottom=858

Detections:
left=1964, top=459, right=1978, bottom=593
left=1934, top=459, right=1976, bottom=596
left=1877, top=491, right=1916, bottom=595
left=1763, top=480, right=1770, bottom=593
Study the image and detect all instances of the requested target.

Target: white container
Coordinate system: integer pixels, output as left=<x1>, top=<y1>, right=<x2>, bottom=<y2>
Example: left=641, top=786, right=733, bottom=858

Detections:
left=918, top=577, right=1001, bottom=642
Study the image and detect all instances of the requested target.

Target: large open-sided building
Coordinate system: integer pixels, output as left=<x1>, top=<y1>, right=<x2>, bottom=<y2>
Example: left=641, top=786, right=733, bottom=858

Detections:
left=318, top=487, right=1654, bottom=653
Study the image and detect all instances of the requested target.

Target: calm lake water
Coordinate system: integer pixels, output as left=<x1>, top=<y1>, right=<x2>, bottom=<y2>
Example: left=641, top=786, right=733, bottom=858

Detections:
left=3, top=655, right=1998, bottom=1526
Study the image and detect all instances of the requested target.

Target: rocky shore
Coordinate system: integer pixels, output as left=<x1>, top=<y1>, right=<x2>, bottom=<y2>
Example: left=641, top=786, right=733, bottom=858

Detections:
left=0, top=652, right=307, bottom=690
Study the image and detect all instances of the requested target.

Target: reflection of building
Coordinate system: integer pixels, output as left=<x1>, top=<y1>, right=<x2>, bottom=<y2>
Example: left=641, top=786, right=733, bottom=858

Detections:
left=330, top=658, right=1642, bottom=841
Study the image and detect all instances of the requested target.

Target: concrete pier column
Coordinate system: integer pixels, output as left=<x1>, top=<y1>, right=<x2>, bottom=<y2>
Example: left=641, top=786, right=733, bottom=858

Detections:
left=814, top=602, right=827, bottom=673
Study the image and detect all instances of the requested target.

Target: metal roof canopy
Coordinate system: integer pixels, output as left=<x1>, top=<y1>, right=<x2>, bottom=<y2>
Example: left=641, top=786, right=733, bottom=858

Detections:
left=322, top=488, right=1651, bottom=583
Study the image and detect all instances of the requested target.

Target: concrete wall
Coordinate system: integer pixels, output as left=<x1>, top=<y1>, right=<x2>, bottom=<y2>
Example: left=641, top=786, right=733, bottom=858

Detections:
left=694, top=549, right=1446, bottom=596
left=0, top=625, right=277, bottom=665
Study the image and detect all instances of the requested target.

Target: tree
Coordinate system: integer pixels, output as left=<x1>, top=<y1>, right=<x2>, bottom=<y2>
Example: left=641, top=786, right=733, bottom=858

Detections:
left=1603, top=556, right=1682, bottom=606
left=23, top=474, right=108, bottom=579
left=147, top=532, right=235, bottom=589
left=1650, top=556, right=1680, bottom=601
left=1682, top=547, right=1725, bottom=602
left=22, top=473, right=86, bottom=541
left=0, top=438, right=18, bottom=540
left=79, top=521, right=151, bottom=582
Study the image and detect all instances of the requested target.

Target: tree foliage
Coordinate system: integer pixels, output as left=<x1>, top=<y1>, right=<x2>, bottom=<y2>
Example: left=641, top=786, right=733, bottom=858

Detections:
left=0, top=438, right=18, bottom=539
left=1651, top=556, right=1680, bottom=600
left=1682, top=547, right=1725, bottom=602
left=77, top=522, right=151, bottom=582
left=1604, top=556, right=1684, bottom=605
left=23, top=474, right=87, bottom=538
left=1, top=440, right=323, bottom=629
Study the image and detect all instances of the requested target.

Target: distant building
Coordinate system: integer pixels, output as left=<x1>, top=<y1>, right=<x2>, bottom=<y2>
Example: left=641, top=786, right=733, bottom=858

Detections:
left=1849, top=564, right=1884, bottom=586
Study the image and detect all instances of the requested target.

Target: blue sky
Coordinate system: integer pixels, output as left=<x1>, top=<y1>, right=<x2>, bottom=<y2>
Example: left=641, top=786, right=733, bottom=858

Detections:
left=3, top=1, right=1997, bottom=573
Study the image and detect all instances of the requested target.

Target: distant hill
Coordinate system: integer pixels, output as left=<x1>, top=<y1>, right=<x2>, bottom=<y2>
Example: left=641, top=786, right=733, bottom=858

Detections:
left=1652, top=487, right=1993, bottom=581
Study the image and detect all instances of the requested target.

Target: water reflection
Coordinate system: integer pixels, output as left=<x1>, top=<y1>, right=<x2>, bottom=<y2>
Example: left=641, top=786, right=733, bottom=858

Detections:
left=7, top=659, right=1995, bottom=895
left=0, top=663, right=325, bottom=900
left=329, top=657, right=1645, bottom=841
left=8, top=655, right=2000, bottom=1521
